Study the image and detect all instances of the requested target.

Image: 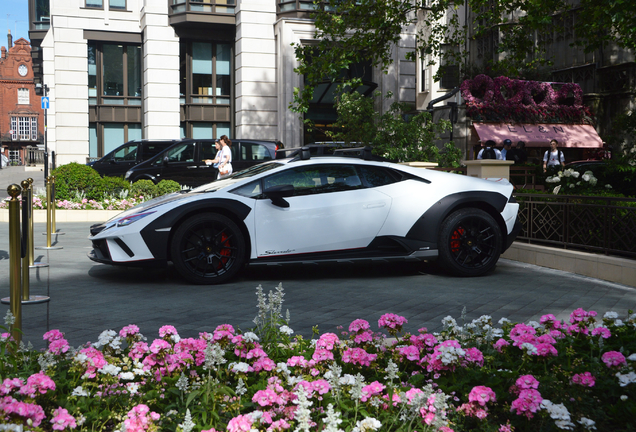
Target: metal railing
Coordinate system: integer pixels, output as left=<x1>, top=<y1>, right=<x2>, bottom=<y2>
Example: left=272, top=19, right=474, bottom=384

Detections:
left=513, top=193, right=636, bottom=258
left=26, top=147, right=45, bottom=166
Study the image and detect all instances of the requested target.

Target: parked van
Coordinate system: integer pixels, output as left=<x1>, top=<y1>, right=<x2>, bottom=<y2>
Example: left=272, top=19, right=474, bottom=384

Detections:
left=88, top=140, right=179, bottom=177
left=123, top=138, right=280, bottom=187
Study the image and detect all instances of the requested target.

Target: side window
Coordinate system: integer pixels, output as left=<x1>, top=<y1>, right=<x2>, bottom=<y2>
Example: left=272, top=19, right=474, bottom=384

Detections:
left=263, top=164, right=363, bottom=197
left=144, top=144, right=170, bottom=159
left=113, top=144, right=137, bottom=161
left=242, top=143, right=273, bottom=161
left=157, top=143, right=195, bottom=164
left=359, top=166, right=401, bottom=187
left=200, top=141, right=217, bottom=161
left=232, top=180, right=262, bottom=198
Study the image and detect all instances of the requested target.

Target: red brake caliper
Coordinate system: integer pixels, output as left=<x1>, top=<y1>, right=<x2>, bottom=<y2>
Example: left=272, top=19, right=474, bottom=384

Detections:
left=450, top=227, right=465, bottom=253
left=218, top=232, right=231, bottom=268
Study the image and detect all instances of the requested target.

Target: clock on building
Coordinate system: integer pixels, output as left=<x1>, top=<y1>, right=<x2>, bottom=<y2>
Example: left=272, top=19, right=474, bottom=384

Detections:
left=18, top=64, right=28, bottom=76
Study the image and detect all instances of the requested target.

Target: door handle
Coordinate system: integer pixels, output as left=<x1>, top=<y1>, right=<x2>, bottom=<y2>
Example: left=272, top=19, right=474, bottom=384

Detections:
left=186, top=166, right=198, bottom=169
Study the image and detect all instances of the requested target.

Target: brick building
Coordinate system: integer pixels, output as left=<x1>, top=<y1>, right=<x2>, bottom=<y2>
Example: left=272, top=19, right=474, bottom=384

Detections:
left=0, top=31, right=43, bottom=166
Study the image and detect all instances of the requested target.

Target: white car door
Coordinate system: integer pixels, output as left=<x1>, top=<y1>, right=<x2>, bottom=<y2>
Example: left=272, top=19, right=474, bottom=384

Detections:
left=253, top=164, right=391, bottom=257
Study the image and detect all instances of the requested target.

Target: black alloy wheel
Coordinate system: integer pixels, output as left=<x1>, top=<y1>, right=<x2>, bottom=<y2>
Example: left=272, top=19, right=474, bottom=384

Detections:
left=170, top=213, right=246, bottom=284
left=438, top=208, right=502, bottom=277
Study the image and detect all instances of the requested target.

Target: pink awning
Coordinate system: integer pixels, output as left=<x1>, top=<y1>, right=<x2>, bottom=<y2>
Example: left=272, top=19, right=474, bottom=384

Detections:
left=473, top=123, right=603, bottom=148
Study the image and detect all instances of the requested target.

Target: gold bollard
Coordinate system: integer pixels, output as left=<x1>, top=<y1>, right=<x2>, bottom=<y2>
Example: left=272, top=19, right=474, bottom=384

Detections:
left=21, top=181, right=30, bottom=302
left=51, top=176, right=56, bottom=234
left=27, top=178, right=34, bottom=266
left=6, top=184, right=22, bottom=345
left=36, top=177, right=62, bottom=251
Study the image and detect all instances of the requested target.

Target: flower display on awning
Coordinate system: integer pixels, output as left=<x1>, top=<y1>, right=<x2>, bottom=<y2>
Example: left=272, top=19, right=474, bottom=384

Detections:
left=461, top=75, right=594, bottom=125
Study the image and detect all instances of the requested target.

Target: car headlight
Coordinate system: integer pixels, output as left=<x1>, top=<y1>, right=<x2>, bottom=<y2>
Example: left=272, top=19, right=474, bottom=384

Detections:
left=125, top=170, right=132, bottom=180
left=116, top=211, right=156, bottom=227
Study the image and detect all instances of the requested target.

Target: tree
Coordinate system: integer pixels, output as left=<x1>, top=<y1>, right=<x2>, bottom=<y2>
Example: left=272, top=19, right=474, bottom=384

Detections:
left=292, top=0, right=636, bottom=113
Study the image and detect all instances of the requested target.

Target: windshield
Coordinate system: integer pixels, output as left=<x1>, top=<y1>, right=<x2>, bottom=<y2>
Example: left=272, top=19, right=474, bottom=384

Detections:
left=190, top=162, right=284, bottom=193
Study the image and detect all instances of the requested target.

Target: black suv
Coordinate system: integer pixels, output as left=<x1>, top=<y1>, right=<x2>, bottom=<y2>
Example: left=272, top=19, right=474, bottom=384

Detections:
left=88, top=139, right=179, bottom=177
left=124, top=138, right=280, bottom=187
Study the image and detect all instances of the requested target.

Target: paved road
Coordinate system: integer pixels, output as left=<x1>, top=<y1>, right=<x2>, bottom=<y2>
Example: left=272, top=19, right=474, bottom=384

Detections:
left=0, top=221, right=634, bottom=351
left=0, top=166, right=46, bottom=200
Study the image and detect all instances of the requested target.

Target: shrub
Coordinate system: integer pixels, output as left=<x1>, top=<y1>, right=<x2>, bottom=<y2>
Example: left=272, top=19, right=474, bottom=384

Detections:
left=130, top=179, right=157, bottom=199
left=51, top=163, right=103, bottom=201
left=155, top=179, right=182, bottom=197
left=95, top=176, right=131, bottom=199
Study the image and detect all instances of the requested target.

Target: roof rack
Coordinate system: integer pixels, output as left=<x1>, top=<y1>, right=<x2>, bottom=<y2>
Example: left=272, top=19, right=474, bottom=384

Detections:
left=278, top=144, right=388, bottom=162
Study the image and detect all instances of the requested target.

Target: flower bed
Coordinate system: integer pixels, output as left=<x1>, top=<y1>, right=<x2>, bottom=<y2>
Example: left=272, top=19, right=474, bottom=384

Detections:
left=1, top=284, right=634, bottom=431
left=0, top=196, right=145, bottom=211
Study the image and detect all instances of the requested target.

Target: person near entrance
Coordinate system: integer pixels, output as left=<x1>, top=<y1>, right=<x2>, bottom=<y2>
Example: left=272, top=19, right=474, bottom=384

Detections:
left=543, top=139, right=565, bottom=173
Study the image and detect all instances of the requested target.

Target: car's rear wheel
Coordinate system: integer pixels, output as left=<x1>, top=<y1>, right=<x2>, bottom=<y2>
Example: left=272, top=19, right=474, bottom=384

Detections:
left=438, top=208, right=502, bottom=277
left=170, top=213, right=246, bottom=284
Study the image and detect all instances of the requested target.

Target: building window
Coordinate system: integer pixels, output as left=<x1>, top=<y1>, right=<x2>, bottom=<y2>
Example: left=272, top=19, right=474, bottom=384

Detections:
left=186, top=42, right=232, bottom=105
left=11, top=117, right=38, bottom=141
left=88, top=41, right=142, bottom=106
left=439, top=44, right=460, bottom=90
left=86, top=0, right=103, bottom=8
left=420, top=54, right=429, bottom=93
left=17, top=88, right=30, bottom=104
left=109, top=0, right=126, bottom=10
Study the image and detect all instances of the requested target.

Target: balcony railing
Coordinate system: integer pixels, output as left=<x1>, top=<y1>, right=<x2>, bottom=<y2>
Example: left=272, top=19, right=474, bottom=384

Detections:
left=170, top=0, right=236, bottom=14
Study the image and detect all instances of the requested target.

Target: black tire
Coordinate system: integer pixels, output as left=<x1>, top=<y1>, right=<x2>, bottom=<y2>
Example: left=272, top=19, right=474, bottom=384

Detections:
left=170, top=213, right=246, bottom=284
left=437, top=208, right=502, bottom=277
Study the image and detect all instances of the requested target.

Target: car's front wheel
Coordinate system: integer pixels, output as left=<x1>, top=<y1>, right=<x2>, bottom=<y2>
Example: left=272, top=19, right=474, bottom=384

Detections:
left=170, top=213, right=246, bottom=284
left=438, top=208, right=502, bottom=277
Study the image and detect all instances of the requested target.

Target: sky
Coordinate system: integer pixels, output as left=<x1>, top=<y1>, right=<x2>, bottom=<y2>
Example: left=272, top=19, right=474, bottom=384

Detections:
left=2, top=0, right=30, bottom=45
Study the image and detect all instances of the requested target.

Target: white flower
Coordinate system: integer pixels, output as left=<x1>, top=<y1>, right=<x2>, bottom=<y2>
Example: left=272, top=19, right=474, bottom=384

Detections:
left=323, top=404, right=344, bottom=432
left=616, top=371, right=636, bottom=386
left=578, top=417, right=596, bottom=430
left=621, top=395, right=629, bottom=401
left=72, top=386, right=89, bottom=397
left=615, top=319, right=625, bottom=327
left=230, top=362, right=251, bottom=373
left=521, top=343, right=538, bottom=355
left=605, top=184, right=613, bottom=189
left=94, top=329, right=118, bottom=349
left=99, top=364, right=121, bottom=376
left=119, top=372, right=135, bottom=381
left=442, top=316, right=457, bottom=328
left=279, top=325, right=294, bottom=335
left=541, top=400, right=574, bottom=430
left=127, top=382, right=140, bottom=395
left=498, top=317, right=511, bottom=325
left=352, top=417, right=382, bottom=432
left=4, top=311, right=15, bottom=325
left=528, top=321, right=541, bottom=329
left=604, top=311, right=619, bottom=320
left=627, top=353, right=636, bottom=361
left=243, top=332, right=260, bottom=342
left=553, top=185, right=562, bottom=194
left=178, top=409, right=196, bottom=432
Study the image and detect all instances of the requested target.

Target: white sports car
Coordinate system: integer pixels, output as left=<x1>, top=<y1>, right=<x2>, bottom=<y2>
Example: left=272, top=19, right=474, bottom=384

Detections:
left=88, top=147, right=521, bottom=284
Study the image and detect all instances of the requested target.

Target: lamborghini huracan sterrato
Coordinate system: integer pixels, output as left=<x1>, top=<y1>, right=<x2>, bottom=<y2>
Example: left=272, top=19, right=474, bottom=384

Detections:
left=88, top=147, right=521, bottom=284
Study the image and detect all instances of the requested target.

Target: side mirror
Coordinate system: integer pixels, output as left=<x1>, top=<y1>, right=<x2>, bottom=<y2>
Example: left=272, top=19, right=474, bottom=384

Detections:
left=163, top=156, right=169, bottom=166
left=264, top=184, right=294, bottom=208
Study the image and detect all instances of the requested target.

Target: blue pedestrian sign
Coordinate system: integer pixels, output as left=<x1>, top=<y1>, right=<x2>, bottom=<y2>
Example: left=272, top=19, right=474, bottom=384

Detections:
left=41, top=96, right=49, bottom=110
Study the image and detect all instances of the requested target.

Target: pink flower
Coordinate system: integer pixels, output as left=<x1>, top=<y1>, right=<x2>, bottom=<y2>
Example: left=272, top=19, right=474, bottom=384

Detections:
left=253, top=357, right=276, bottom=372
left=158, top=325, right=179, bottom=339
left=516, top=374, right=540, bottom=390
left=398, top=345, right=420, bottom=361
left=253, top=389, right=280, bottom=407
left=493, top=338, right=510, bottom=352
left=510, top=389, right=542, bottom=419
left=465, top=347, right=484, bottom=366
left=119, top=324, right=140, bottom=339
left=124, top=404, right=160, bottom=432
left=312, top=348, right=334, bottom=362
left=287, top=356, right=309, bottom=368
left=572, top=372, right=596, bottom=387
left=43, top=329, right=65, bottom=343
left=353, top=330, right=374, bottom=344
left=349, top=319, right=370, bottom=333
left=0, top=378, right=24, bottom=395
left=468, top=386, right=496, bottom=406
left=48, top=338, right=70, bottom=355
left=51, top=407, right=77, bottom=430
left=341, top=347, right=377, bottom=366
left=540, top=314, right=562, bottom=329
left=19, top=371, right=56, bottom=397
left=360, top=381, right=386, bottom=402
left=569, top=308, right=597, bottom=324
left=316, top=333, right=339, bottom=350
left=378, top=313, right=408, bottom=330
left=534, top=343, right=558, bottom=357
left=602, top=351, right=626, bottom=368
left=213, top=324, right=235, bottom=341
left=311, top=379, right=331, bottom=395
left=129, top=341, right=149, bottom=360
left=592, top=327, right=611, bottom=339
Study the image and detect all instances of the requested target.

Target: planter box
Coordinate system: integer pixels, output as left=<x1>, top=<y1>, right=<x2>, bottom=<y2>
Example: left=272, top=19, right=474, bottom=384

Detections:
left=0, top=209, right=122, bottom=223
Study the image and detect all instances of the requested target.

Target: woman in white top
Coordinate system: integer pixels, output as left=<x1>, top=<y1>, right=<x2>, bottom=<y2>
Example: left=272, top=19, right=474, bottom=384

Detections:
left=217, top=135, right=233, bottom=179
left=543, top=139, right=565, bottom=172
